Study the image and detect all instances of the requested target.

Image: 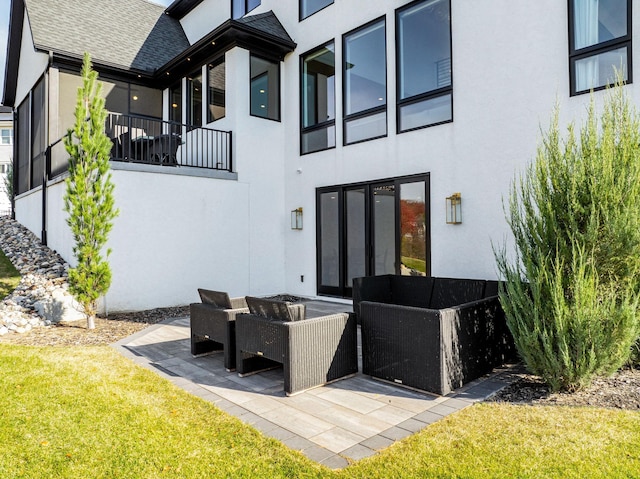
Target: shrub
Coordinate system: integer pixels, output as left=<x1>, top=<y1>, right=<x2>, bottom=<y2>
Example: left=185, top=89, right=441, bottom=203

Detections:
left=496, top=81, right=640, bottom=391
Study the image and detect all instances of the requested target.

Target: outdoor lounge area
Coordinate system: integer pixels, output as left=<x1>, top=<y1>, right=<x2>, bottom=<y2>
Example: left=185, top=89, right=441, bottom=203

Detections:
left=115, top=297, right=519, bottom=468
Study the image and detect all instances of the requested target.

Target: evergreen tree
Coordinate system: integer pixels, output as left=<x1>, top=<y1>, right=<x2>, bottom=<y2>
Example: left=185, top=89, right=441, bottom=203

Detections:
left=63, top=53, right=118, bottom=329
left=496, top=80, right=640, bottom=391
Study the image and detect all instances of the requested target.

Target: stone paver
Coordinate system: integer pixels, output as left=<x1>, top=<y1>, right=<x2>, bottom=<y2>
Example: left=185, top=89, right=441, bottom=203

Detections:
left=112, top=299, right=520, bottom=469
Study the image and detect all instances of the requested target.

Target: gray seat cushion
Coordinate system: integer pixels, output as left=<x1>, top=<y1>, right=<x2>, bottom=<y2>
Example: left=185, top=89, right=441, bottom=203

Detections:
left=246, top=296, right=306, bottom=321
left=198, top=289, right=232, bottom=309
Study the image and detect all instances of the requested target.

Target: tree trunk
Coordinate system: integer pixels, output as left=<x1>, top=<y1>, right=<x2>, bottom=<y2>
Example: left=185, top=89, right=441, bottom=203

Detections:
left=86, top=313, right=96, bottom=330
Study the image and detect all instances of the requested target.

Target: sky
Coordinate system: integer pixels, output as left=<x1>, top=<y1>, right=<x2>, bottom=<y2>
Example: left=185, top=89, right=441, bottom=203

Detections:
left=0, top=0, right=175, bottom=104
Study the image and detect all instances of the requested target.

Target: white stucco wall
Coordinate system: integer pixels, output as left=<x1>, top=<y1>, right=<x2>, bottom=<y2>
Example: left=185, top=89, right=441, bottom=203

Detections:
left=14, top=9, right=49, bottom=107
left=14, top=0, right=640, bottom=310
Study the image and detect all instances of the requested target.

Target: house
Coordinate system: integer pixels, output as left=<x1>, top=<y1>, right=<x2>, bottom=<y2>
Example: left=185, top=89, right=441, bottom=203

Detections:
left=1, top=0, right=634, bottom=312
left=0, top=106, right=13, bottom=216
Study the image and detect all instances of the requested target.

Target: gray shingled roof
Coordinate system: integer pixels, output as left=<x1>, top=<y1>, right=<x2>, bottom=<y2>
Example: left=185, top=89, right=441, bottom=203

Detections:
left=235, top=12, right=295, bottom=46
left=25, top=0, right=190, bottom=73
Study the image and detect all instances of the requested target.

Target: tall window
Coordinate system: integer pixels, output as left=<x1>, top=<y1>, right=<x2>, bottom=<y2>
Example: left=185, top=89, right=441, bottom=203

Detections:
left=250, top=55, right=280, bottom=121
left=187, top=71, right=203, bottom=128
left=169, top=82, right=182, bottom=124
left=396, top=0, right=452, bottom=133
left=208, top=59, right=226, bottom=123
left=1, top=129, right=12, bottom=145
left=343, top=18, right=387, bottom=145
left=301, top=42, right=335, bottom=154
left=569, top=0, right=631, bottom=95
left=232, top=0, right=260, bottom=19
left=30, top=78, right=46, bottom=189
left=300, top=0, right=333, bottom=20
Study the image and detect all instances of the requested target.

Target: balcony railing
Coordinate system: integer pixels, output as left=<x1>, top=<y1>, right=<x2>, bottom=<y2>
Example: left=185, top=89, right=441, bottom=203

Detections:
left=48, top=113, right=233, bottom=178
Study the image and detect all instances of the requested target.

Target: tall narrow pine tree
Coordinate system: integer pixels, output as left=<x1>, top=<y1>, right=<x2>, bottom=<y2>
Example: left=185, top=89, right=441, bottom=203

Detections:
left=64, top=53, right=118, bottom=329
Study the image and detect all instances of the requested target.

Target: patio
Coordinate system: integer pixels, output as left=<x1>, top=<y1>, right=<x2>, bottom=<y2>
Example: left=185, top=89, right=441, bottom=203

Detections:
left=113, top=299, right=520, bottom=469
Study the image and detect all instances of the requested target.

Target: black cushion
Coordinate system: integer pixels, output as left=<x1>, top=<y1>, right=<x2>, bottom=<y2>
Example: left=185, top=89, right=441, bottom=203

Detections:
left=246, top=296, right=306, bottom=321
left=198, top=289, right=232, bottom=309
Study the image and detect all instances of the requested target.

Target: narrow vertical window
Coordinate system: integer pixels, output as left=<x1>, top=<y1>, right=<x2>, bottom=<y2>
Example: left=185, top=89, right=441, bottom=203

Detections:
left=30, top=78, right=46, bottom=188
left=207, top=59, right=226, bottom=123
left=16, top=98, right=30, bottom=195
left=232, top=0, right=260, bottom=19
left=397, top=0, right=452, bottom=133
left=300, top=0, right=333, bottom=20
left=169, top=82, right=182, bottom=124
left=250, top=56, right=280, bottom=121
left=343, top=18, right=387, bottom=145
left=569, top=0, right=631, bottom=95
left=301, top=42, right=335, bottom=154
left=187, top=71, right=203, bottom=128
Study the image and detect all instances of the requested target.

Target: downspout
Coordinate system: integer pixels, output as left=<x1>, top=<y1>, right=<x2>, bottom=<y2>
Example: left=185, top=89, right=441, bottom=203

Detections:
left=41, top=51, right=53, bottom=245
left=11, top=109, right=17, bottom=220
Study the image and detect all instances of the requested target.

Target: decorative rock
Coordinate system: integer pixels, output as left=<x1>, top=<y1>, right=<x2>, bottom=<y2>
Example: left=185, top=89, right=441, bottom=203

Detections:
left=0, top=217, right=85, bottom=334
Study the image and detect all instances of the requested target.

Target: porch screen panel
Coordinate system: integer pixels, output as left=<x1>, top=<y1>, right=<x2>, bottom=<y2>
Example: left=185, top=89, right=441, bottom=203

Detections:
left=16, top=99, right=30, bottom=195
left=31, top=78, right=46, bottom=188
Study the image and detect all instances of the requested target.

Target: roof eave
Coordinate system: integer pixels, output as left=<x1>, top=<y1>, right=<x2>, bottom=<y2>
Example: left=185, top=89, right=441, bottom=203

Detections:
left=165, top=0, right=206, bottom=20
left=3, top=0, right=26, bottom=107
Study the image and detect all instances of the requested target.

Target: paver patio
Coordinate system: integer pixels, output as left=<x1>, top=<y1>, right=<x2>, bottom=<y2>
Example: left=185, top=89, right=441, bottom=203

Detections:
left=113, top=299, right=519, bottom=469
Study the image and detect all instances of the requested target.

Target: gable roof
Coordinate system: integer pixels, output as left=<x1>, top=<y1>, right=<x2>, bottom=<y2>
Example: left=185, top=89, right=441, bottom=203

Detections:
left=234, top=12, right=295, bottom=46
left=25, top=0, right=190, bottom=73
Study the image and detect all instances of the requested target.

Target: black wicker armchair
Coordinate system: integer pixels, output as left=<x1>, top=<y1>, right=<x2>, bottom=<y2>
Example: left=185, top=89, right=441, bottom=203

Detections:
left=235, top=296, right=358, bottom=396
left=189, top=289, right=249, bottom=371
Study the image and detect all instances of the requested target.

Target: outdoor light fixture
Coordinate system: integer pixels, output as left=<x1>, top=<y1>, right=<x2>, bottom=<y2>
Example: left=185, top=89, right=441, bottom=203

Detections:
left=446, top=193, right=462, bottom=224
left=291, top=207, right=303, bottom=230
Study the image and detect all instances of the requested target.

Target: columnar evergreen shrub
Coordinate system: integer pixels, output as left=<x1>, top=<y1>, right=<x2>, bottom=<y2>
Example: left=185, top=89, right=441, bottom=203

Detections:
left=496, top=82, right=640, bottom=391
left=63, top=53, right=118, bottom=329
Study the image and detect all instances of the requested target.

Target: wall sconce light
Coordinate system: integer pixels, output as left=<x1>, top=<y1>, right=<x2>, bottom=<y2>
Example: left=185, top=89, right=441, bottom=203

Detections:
left=291, top=207, right=303, bottom=230
left=446, top=193, right=462, bottom=224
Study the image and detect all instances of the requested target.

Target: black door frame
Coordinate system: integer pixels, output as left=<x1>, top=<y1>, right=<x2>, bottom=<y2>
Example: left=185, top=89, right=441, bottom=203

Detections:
left=316, top=173, right=430, bottom=298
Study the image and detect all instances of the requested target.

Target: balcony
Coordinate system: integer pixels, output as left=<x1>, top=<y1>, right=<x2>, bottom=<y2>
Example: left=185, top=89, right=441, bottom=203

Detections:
left=48, top=113, right=233, bottom=178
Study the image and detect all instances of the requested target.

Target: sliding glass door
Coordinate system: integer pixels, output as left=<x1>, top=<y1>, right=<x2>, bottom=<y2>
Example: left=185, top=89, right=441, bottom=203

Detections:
left=317, top=174, right=429, bottom=297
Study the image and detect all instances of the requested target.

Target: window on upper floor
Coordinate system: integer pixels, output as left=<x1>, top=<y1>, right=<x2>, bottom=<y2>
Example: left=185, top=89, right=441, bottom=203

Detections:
left=169, top=82, right=182, bottom=124
left=301, top=42, right=336, bottom=154
left=207, top=58, right=226, bottom=123
left=569, top=0, right=631, bottom=95
left=396, top=0, right=452, bottom=133
left=343, top=18, right=387, bottom=145
left=232, top=0, right=260, bottom=19
left=250, top=55, right=280, bottom=121
left=1, top=129, right=12, bottom=145
left=187, top=71, right=203, bottom=129
left=300, top=0, right=333, bottom=20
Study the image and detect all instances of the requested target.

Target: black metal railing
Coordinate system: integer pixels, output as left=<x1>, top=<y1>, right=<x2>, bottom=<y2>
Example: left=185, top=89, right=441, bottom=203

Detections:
left=47, top=113, right=233, bottom=178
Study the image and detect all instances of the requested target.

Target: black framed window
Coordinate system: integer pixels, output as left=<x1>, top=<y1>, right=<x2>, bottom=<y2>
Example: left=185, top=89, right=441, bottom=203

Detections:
left=301, top=42, right=335, bottom=154
left=207, top=58, right=226, bottom=123
left=169, top=82, right=182, bottom=124
left=569, top=0, right=631, bottom=95
left=232, top=0, right=260, bottom=19
left=396, top=0, right=452, bottom=133
left=250, top=55, right=280, bottom=121
left=300, top=0, right=333, bottom=20
left=343, top=18, right=387, bottom=145
left=187, top=71, right=203, bottom=128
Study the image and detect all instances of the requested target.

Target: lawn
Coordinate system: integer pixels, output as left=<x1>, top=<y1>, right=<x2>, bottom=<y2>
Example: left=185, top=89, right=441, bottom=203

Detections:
left=1, top=344, right=639, bottom=478
left=0, top=248, right=20, bottom=299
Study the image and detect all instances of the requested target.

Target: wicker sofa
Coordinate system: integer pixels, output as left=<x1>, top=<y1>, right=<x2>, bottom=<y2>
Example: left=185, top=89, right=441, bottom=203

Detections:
left=189, top=289, right=249, bottom=371
left=235, top=296, right=358, bottom=396
left=353, top=275, right=513, bottom=395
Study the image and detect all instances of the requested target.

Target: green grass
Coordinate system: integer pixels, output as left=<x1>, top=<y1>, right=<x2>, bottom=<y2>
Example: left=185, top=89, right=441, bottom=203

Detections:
left=1, top=345, right=639, bottom=478
left=401, top=256, right=426, bottom=274
left=0, top=248, right=20, bottom=299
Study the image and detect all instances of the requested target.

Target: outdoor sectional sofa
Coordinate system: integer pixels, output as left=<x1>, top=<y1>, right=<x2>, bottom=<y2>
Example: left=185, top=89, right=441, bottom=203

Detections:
left=353, top=275, right=514, bottom=395
left=235, top=296, right=358, bottom=396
